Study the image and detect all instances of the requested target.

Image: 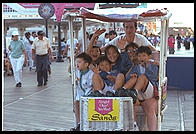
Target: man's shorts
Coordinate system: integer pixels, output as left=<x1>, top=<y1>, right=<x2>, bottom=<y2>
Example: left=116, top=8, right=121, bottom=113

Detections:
left=137, top=81, right=154, bottom=101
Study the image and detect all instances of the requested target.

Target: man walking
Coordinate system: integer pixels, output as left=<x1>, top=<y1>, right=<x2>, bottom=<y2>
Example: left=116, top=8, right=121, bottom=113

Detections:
left=176, top=34, right=182, bottom=50
left=8, top=31, right=27, bottom=87
left=32, top=31, right=54, bottom=86
left=23, top=32, right=34, bottom=71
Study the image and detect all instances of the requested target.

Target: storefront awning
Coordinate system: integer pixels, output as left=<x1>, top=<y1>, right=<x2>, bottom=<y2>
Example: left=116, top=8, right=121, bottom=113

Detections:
left=18, top=3, right=95, bottom=9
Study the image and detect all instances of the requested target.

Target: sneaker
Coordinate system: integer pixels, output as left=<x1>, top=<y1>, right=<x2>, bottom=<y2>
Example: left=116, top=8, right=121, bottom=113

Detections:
left=16, top=82, right=22, bottom=87
left=44, top=82, right=47, bottom=86
left=29, top=67, right=32, bottom=71
left=115, top=88, right=126, bottom=97
left=133, top=122, right=139, bottom=131
left=126, top=89, right=138, bottom=104
left=37, top=83, right=43, bottom=87
left=87, top=90, right=104, bottom=97
left=70, top=124, right=80, bottom=131
left=18, top=82, right=22, bottom=87
left=87, top=91, right=95, bottom=97
left=105, top=91, right=115, bottom=97
left=16, top=83, right=19, bottom=87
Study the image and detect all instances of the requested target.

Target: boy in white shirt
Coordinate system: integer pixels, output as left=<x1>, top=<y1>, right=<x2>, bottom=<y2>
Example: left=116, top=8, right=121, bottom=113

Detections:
left=71, top=52, right=103, bottom=131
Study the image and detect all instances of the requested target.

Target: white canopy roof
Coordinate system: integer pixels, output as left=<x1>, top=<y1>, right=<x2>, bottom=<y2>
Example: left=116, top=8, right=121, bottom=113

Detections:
left=79, top=7, right=172, bottom=22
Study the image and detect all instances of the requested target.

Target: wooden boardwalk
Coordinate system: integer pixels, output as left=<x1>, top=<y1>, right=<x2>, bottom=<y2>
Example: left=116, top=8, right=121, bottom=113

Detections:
left=3, top=60, right=194, bottom=131
left=3, top=60, right=74, bottom=131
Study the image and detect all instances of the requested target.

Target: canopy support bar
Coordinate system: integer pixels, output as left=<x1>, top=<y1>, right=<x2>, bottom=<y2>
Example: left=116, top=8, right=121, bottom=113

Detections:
left=82, top=17, right=87, bottom=52
left=68, top=15, right=76, bottom=113
left=157, top=19, right=168, bottom=131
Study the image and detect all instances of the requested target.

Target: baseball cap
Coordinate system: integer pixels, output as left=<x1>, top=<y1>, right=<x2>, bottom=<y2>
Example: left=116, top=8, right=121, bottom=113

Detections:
left=37, top=31, right=44, bottom=36
left=12, top=31, right=19, bottom=36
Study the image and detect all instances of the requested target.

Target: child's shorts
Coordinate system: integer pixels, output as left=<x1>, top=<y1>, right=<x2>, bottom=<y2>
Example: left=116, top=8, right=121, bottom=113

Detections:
left=75, top=88, right=92, bottom=101
left=137, top=81, right=154, bottom=101
left=101, top=83, right=115, bottom=95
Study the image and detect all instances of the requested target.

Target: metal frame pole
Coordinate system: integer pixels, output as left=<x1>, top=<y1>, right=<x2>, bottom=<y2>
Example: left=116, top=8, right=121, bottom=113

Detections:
left=163, top=20, right=169, bottom=78
left=56, top=22, right=64, bottom=62
left=157, top=19, right=167, bottom=131
left=68, top=15, right=76, bottom=113
left=45, top=19, right=48, bottom=38
left=81, top=17, right=87, bottom=52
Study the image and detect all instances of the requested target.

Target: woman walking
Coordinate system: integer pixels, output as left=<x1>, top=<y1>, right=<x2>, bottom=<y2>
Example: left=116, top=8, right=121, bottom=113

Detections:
left=8, top=31, right=27, bottom=87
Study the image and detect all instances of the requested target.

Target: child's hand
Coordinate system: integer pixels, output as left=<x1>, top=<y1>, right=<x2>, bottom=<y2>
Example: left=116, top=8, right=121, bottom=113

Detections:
left=153, top=60, right=160, bottom=66
left=90, top=64, right=100, bottom=74
left=135, top=99, right=141, bottom=106
left=76, top=77, right=80, bottom=85
left=140, top=61, right=148, bottom=68
left=117, top=36, right=127, bottom=50
left=93, top=28, right=106, bottom=37
left=106, top=75, right=116, bottom=83
left=130, top=73, right=137, bottom=78
left=149, top=59, right=159, bottom=66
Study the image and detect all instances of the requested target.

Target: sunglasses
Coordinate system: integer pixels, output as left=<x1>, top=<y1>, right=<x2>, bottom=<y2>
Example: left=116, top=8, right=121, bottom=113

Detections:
left=127, top=48, right=138, bottom=53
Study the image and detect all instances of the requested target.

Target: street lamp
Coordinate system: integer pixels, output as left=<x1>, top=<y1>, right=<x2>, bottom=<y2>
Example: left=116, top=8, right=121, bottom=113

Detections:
left=56, top=22, right=64, bottom=62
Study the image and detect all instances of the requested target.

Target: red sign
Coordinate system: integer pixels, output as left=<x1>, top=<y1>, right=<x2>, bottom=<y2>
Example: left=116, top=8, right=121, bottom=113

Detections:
left=95, top=99, right=113, bottom=115
left=52, top=3, right=66, bottom=22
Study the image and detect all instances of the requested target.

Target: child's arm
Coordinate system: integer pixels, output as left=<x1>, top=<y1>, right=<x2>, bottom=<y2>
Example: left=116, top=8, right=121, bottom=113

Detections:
left=145, top=63, right=159, bottom=82
left=90, top=64, right=100, bottom=74
left=130, top=73, right=137, bottom=78
left=106, top=75, right=116, bottom=83
left=86, top=28, right=106, bottom=55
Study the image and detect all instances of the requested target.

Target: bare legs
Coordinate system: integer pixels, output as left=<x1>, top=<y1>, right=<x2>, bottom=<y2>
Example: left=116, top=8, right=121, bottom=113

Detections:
left=141, top=98, right=158, bottom=131
left=134, top=74, right=149, bottom=92
left=124, top=74, right=158, bottom=131
left=123, top=76, right=137, bottom=89
left=74, top=101, right=80, bottom=124
left=92, top=73, right=104, bottom=90
left=92, top=73, right=125, bottom=91
left=114, top=73, right=125, bottom=90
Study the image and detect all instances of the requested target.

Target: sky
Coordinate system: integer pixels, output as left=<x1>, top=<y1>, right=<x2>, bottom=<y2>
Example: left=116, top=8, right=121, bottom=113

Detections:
left=147, top=3, right=194, bottom=29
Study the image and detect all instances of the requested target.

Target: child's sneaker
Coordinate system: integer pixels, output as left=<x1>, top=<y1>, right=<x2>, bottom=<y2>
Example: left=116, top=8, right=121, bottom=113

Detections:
left=70, top=123, right=80, bottom=131
left=126, top=88, right=138, bottom=104
left=105, top=91, right=115, bottom=97
left=87, top=90, right=104, bottom=97
left=133, top=122, right=139, bottom=131
left=115, top=88, right=126, bottom=97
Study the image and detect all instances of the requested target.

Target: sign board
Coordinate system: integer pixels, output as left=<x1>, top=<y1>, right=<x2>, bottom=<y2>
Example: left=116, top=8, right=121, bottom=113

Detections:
left=38, top=3, right=55, bottom=19
left=88, top=98, right=119, bottom=121
left=52, top=3, right=66, bottom=22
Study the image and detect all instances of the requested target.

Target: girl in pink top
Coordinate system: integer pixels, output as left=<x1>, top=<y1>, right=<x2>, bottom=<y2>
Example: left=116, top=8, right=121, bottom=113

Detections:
left=168, top=35, right=175, bottom=54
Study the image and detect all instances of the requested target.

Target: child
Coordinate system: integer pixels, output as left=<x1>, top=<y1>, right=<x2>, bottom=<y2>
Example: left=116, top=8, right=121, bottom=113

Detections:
left=123, top=42, right=140, bottom=93
left=86, top=28, right=105, bottom=72
left=123, top=46, right=159, bottom=131
left=94, top=55, right=124, bottom=96
left=4, top=52, right=13, bottom=76
left=70, top=52, right=93, bottom=131
left=70, top=52, right=105, bottom=131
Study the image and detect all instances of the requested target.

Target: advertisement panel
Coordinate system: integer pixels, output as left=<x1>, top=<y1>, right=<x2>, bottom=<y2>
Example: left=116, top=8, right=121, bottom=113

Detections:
left=88, top=98, right=119, bottom=121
